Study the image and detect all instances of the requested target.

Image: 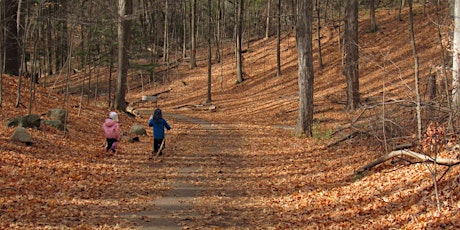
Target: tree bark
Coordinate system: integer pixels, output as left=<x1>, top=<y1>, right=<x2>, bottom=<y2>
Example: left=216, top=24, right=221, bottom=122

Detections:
left=265, top=0, right=271, bottom=39
left=276, top=0, right=281, bottom=77
left=295, top=0, right=314, bottom=137
left=163, top=0, right=169, bottom=63
left=453, top=0, right=460, bottom=107
left=369, top=0, right=377, bottom=32
left=4, top=0, right=20, bottom=76
left=236, top=0, right=244, bottom=83
left=409, top=0, right=422, bottom=143
left=115, top=0, right=132, bottom=111
left=343, top=0, right=360, bottom=111
left=316, top=0, right=323, bottom=69
left=0, top=0, right=4, bottom=106
left=206, top=0, right=212, bottom=104
left=190, top=0, right=197, bottom=69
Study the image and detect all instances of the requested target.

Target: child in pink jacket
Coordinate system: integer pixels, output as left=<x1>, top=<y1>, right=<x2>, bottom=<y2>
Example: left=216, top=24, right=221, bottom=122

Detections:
left=102, top=111, right=120, bottom=153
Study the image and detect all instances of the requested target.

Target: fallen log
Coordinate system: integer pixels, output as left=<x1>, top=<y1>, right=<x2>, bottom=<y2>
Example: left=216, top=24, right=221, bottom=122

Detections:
left=356, top=149, right=460, bottom=174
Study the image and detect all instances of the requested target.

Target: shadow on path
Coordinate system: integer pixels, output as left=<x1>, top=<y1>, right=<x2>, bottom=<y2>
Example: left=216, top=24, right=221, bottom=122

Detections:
left=122, top=113, right=235, bottom=229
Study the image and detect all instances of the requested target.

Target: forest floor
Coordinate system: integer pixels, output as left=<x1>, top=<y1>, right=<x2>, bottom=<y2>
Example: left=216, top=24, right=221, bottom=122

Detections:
left=2, top=3, right=460, bottom=229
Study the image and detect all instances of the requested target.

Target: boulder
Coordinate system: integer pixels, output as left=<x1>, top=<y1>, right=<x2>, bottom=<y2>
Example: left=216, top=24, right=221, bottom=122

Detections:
left=7, top=114, right=41, bottom=129
left=42, top=120, right=66, bottom=131
left=11, top=127, right=32, bottom=145
left=130, top=124, right=147, bottom=136
left=47, top=109, right=67, bottom=123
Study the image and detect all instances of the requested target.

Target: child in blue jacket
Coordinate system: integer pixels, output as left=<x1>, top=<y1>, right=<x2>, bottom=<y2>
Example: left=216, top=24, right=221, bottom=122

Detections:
left=148, top=108, right=171, bottom=155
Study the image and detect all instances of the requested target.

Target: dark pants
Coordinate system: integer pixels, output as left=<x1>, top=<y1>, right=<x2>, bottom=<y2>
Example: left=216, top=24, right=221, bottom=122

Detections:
left=154, top=138, right=165, bottom=153
left=106, top=138, right=118, bottom=152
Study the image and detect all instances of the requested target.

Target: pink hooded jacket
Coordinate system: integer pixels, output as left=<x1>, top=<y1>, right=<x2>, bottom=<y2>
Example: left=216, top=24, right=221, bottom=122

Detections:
left=102, top=118, right=120, bottom=140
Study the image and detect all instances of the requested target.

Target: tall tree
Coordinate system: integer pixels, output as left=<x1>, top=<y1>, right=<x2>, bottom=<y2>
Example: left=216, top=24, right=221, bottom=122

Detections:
left=265, top=0, right=271, bottom=39
left=4, top=0, right=20, bottom=76
left=236, top=0, right=244, bottom=83
left=369, top=0, right=377, bottom=32
left=276, top=0, right=281, bottom=77
left=163, top=0, right=169, bottom=63
left=295, top=0, right=314, bottom=137
left=0, top=0, right=3, bottom=107
left=409, top=0, right=421, bottom=142
left=206, top=0, right=212, bottom=103
left=453, top=0, right=460, bottom=107
left=190, top=0, right=197, bottom=69
left=114, top=0, right=133, bottom=111
left=342, top=0, right=360, bottom=111
left=316, top=0, right=323, bottom=69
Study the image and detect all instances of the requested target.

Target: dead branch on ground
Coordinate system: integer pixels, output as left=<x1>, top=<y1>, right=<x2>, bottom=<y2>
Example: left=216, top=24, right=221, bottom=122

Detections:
left=355, top=149, right=460, bottom=175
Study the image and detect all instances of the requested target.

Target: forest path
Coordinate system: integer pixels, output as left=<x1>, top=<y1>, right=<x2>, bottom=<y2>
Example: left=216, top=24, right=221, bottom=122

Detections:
left=121, top=113, right=251, bottom=229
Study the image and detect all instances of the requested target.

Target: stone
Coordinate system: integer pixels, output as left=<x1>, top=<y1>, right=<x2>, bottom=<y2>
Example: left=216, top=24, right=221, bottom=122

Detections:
left=11, top=127, right=32, bottom=144
left=130, top=124, right=147, bottom=136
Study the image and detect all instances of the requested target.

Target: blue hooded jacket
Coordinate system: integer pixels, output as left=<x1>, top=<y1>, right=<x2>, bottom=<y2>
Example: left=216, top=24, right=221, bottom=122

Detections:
left=148, top=109, right=171, bottom=139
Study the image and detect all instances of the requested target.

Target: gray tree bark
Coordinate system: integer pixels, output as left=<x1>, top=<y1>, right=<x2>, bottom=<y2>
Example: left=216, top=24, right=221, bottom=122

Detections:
left=343, top=0, right=360, bottom=111
left=236, top=0, right=244, bottom=83
left=190, top=0, right=197, bottom=69
left=453, top=0, right=460, bottom=107
left=115, top=0, right=132, bottom=111
left=206, top=0, right=212, bottom=103
left=295, top=0, right=314, bottom=137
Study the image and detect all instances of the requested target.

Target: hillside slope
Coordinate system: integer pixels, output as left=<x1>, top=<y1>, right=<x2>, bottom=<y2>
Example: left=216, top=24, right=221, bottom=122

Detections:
left=1, top=4, right=460, bottom=229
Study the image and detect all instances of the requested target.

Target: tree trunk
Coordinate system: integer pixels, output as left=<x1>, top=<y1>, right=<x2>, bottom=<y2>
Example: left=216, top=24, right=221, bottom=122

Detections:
left=409, top=0, right=422, bottom=143
left=316, top=0, right=323, bottom=69
left=236, top=0, right=244, bottom=83
left=183, top=0, right=187, bottom=59
left=369, top=0, right=377, bottom=32
left=0, top=0, right=4, bottom=106
left=206, top=0, right=212, bottom=104
left=4, top=0, right=20, bottom=76
left=295, top=0, right=314, bottom=137
left=343, top=0, right=360, bottom=111
left=190, top=0, right=196, bottom=69
left=453, top=0, right=460, bottom=108
left=163, top=0, right=169, bottom=63
left=276, top=0, right=281, bottom=77
left=215, top=0, right=222, bottom=63
left=265, top=0, right=271, bottom=39
left=115, top=0, right=132, bottom=111
left=15, top=0, right=23, bottom=108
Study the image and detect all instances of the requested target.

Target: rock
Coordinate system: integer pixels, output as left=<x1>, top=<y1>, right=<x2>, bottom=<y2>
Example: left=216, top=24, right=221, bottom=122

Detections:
left=42, top=120, right=66, bottom=131
left=47, top=108, right=67, bottom=123
left=130, top=124, right=147, bottom=136
left=7, top=114, right=41, bottom=129
left=11, top=127, right=32, bottom=145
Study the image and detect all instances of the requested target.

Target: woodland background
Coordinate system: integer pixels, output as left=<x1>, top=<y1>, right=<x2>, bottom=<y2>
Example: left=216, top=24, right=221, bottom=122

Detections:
left=2, top=0, right=460, bottom=229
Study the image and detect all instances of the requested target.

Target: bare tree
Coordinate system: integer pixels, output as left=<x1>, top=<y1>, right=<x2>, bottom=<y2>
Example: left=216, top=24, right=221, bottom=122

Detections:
left=236, top=0, right=244, bottom=83
left=190, top=0, right=197, bottom=69
left=265, top=0, right=271, bottom=39
left=4, top=0, right=19, bottom=76
left=163, top=0, right=169, bottom=63
left=295, top=0, right=314, bottom=137
left=0, top=0, right=4, bottom=107
left=453, top=0, right=460, bottom=108
left=114, top=0, right=133, bottom=111
left=369, top=0, right=377, bottom=32
left=276, top=0, right=281, bottom=77
left=206, top=0, right=212, bottom=104
left=408, top=0, right=422, bottom=142
left=343, top=0, right=360, bottom=111
left=316, top=0, right=323, bottom=69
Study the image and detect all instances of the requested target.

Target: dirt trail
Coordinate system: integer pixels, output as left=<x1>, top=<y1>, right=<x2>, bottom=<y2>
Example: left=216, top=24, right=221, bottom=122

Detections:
left=122, top=113, right=245, bottom=229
